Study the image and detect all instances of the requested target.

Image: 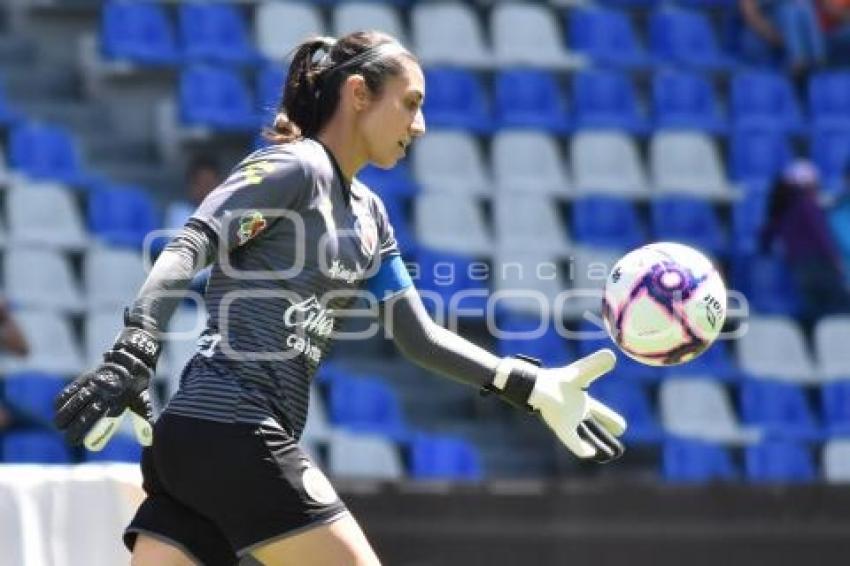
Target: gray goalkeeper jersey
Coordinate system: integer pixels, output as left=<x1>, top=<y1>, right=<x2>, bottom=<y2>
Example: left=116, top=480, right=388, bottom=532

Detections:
left=164, top=138, right=399, bottom=437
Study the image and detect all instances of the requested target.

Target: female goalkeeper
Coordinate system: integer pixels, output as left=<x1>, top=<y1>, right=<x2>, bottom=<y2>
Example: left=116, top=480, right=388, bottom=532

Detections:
left=54, top=31, right=626, bottom=566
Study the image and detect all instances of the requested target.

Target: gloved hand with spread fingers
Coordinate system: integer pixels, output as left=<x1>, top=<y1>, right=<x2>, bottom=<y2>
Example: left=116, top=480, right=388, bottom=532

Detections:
left=54, top=310, right=161, bottom=451
left=488, top=349, right=627, bottom=463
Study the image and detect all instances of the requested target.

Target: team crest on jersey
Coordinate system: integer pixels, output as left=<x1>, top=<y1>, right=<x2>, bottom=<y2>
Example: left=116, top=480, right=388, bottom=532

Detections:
left=354, top=215, right=378, bottom=256
left=237, top=210, right=267, bottom=245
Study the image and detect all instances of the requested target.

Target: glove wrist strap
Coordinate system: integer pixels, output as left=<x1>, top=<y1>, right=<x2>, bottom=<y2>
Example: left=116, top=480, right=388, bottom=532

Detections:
left=114, top=326, right=161, bottom=368
left=484, top=355, right=540, bottom=413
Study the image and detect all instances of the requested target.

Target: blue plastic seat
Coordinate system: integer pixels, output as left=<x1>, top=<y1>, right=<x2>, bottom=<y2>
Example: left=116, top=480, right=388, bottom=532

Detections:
left=409, top=433, right=483, bottom=481
left=85, top=434, right=142, bottom=463
left=100, top=1, right=180, bottom=65
left=8, top=122, right=99, bottom=187
left=178, top=2, right=259, bottom=65
left=808, top=72, right=850, bottom=130
left=810, top=125, right=850, bottom=197
left=358, top=162, right=419, bottom=202
left=493, top=69, right=569, bottom=134
left=569, top=7, right=650, bottom=69
left=731, top=189, right=770, bottom=256
left=652, top=71, right=726, bottom=134
left=661, top=340, right=739, bottom=382
left=572, top=70, right=648, bottom=134
left=4, top=372, right=67, bottom=423
left=0, top=84, right=21, bottom=126
left=495, top=312, right=573, bottom=368
left=731, top=254, right=801, bottom=316
left=662, top=438, right=738, bottom=483
left=821, top=381, right=850, bottom=436
left=2, top=431, right=72, bottom=464
left=650, top=8, right=733, bottom=70
left=413, top=248, right=488, bottom=319
left=380, top=196, right=416, bottom=255
left=328, top=374, right=408, bottom=440
left=650, top=196, right=725, bottom=256
left=256, top=63, right=287, bottom=123
left=179, top=66, right=258, bottom=131
left=590, top=380, right=664, bottom=443
left=745, top=440, right=816, bottom=483
left=739, top=379, right=823, bottom=441
left=730, top=72, right=803, bottom=134
left=422, top=68, right=492, bottom=134
left=88, top=185, right=159, bottom=249
left=571, top=195, right=645, bottom=249
left=729, top=127, right=792, bottom=187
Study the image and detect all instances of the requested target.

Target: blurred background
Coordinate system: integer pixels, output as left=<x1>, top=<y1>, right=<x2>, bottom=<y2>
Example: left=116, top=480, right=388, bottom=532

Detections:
left=0, top=0, right=850, bottom=564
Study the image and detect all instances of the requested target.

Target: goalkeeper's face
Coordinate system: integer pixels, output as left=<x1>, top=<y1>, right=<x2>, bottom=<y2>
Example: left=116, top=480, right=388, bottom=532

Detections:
left=359, top=58, right=426, bottom=169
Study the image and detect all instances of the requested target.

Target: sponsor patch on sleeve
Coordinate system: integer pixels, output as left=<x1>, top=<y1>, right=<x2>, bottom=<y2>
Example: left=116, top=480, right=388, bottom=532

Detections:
left=237, top=210, right=267, bottom=245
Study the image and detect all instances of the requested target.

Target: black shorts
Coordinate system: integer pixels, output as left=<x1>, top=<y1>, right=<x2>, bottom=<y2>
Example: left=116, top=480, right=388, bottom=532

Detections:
left=124, top=413, right=348, bottom=566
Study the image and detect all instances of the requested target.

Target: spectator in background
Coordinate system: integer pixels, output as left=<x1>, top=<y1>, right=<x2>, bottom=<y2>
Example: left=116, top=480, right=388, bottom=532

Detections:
left=816, top=0, right=850, bottom=60
left=740, top=0, right=826, bottom=77
left=164, top=153, right=223, bottom=231
left=0, top=299, right=31, bottom=433
left=761, top=160, right=850, bottom=324
left=828, top=164, right=850, bottom=283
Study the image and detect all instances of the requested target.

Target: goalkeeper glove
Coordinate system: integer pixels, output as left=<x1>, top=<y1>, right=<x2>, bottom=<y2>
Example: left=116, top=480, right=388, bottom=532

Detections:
left=54, top=310, right=161, bottom=451
left=488, top=349, right=626, bottom=463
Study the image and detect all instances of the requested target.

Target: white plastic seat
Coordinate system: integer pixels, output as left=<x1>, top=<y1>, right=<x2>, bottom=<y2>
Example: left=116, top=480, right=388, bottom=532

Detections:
left=7, top=183, right=88, bottom=249
left=414, top=193, right=492, bottom=256
left=823, top=438, right=850, bottom=483
left=160, top=303, right=208, bottom=400
left=571, top=131, right=649, bottom=197
left=814, top=315, right=850, bottom=380
left=650, top=131, right=733, bottom=200
left=0, top=483, right=24, bottom=566
left=660, top=378, right=761, bottom=444
left=333, top=2, right=406, bottom=44
left=327, top=431, right=403, bottom=479
left=411, top=3, right=491, bottom=68
left=84, top=309, right=123, bottom=369
left=737, top=316, right=818, bottom=384
left=412, top=131, right=491, bottom=196
left=492, top=131, right=571, bottom=197
left=255, top=2, right=325, bottom=61
left=563, top=246, right=624, bottom=319
left=4, top=310, right=84, bottom=375
left=302, top=384, right=333, bottom=445
left=84, top=246, right=146, bottom=310
left=493, top=194, right=570, bottom=257
left=491, top=250, right=566, bottom=316
left=5, top=248, right=84, bottom=312
left=490, top=4, right=584, bottom=69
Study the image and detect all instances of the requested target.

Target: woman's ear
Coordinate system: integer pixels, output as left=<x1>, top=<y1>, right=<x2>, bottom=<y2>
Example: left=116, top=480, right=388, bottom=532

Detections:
left=345, top=74, right=370, bottom=112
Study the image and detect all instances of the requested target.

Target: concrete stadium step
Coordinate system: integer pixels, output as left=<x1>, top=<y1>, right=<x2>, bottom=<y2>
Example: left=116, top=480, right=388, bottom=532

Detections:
left=16, top=99, right=110, bottom=132
left=2, top=66, right=80, bottom=101
left=90, top=161, right=181, bottom=194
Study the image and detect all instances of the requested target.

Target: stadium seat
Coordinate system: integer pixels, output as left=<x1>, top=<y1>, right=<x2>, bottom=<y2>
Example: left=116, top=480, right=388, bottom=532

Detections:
left=495, top=312, right=573, bottom=368
left=8, top=122, right=98, bottom=188
left=160, top=304, right=206, bottom=397
left=569, top=7, right=650, bottom=69
left=571, top=131, right=649, bottom=197
left=662, top=438, right=738, bottom=483
left=88, top=185, right=158, bottom=249
left=301, top=385, right=333, bottom=446
left=378, top=195, right=416, bottom=255
left=413, top=247, right=489, bottom=318
left=414, top=194, right=491, bottom=256
left=649, top=131, right=732, bottom=200
left=357, top=162, right=419, bottom=201
left=333, top=2, right=407, bottom=45
left=814, top=316, right=850, bottom=380
left=179, top=66, right=258, bottom=131
left=650, top=196, right=725, bottom=256
left=739, top=379, right=823, bottom=441
left=491, top=3, right=583, bottom=69
left=737, top=316, right=816, bottom=383
left=84, top=434, right=142, bottom=463
left=649, top=8, right=733, bottom=70
left=327, top=431, right=404, bottom=480
left=572, top=70, right=649, bottom=134
left=810, top=125, right=850, bottom=197
left=421, top=68, right=492, bottom=134
left=491, top=250, right=566, bottom=317
left=822, top=438, right=850, bottom=482
left=0, top=485, right=24, bottom=565
left=83, top=246, right=146, bottom=310
left=729, top=127, right=792, bottom=187
left=661, top=340, right=739, bottom=382
left=178, top=3, right=259, bottom=65
left=99, top=0, right=180, bottom=65
left=328, top=374, right=408, bottom=440
left=745, top=440, right=816, bottom=483
left=731, top=254, right=802, bottom=315
left=571, top=196, right=645, bottom=250
left=730, top=72, right=804, bottom=134
left=409, top=433, right=483, bottom=481
left=573, top=318, right=660, bottom=382
left=731, top=192, right=770, bottom=255
left=255, top=63, right=286, bottom=123
left=493, top=69, right=570, bottom=134
left=1, top=431, right=72, bottom=464
left=254, top=2, right=325, bottom=62
left=491, top=131, right=571, bottom=196
left=563, top=248, right=630, bottom=321
left=808, top=72, right=850, bottom=130
left=84, top=309, right=123, bottom=370
left=4, top=310, right=85, bottom=376
left=5, top=248, right=84, bottom=313
left=411, top=3, right=491, bottom=68
left=3, top=372, right=66, bottom=423
left=0, top=84, right=22, bottom=126
left=493, top=194, right=570, bottom=257
left=590, top=380, right=664, bottom=443
left=7, top=183, right=89, bottom=250
left=659, top=378, right=759, bottom=444
left=652, top=71, right=727, bottom=134
left=821, top=381, right=850, bottom=436
left=412, top=131, right=490, bottom=196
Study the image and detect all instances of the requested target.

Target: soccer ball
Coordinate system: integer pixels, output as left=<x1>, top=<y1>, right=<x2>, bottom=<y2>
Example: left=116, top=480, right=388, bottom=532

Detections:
left=601, top=242, right=727, bottom=366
